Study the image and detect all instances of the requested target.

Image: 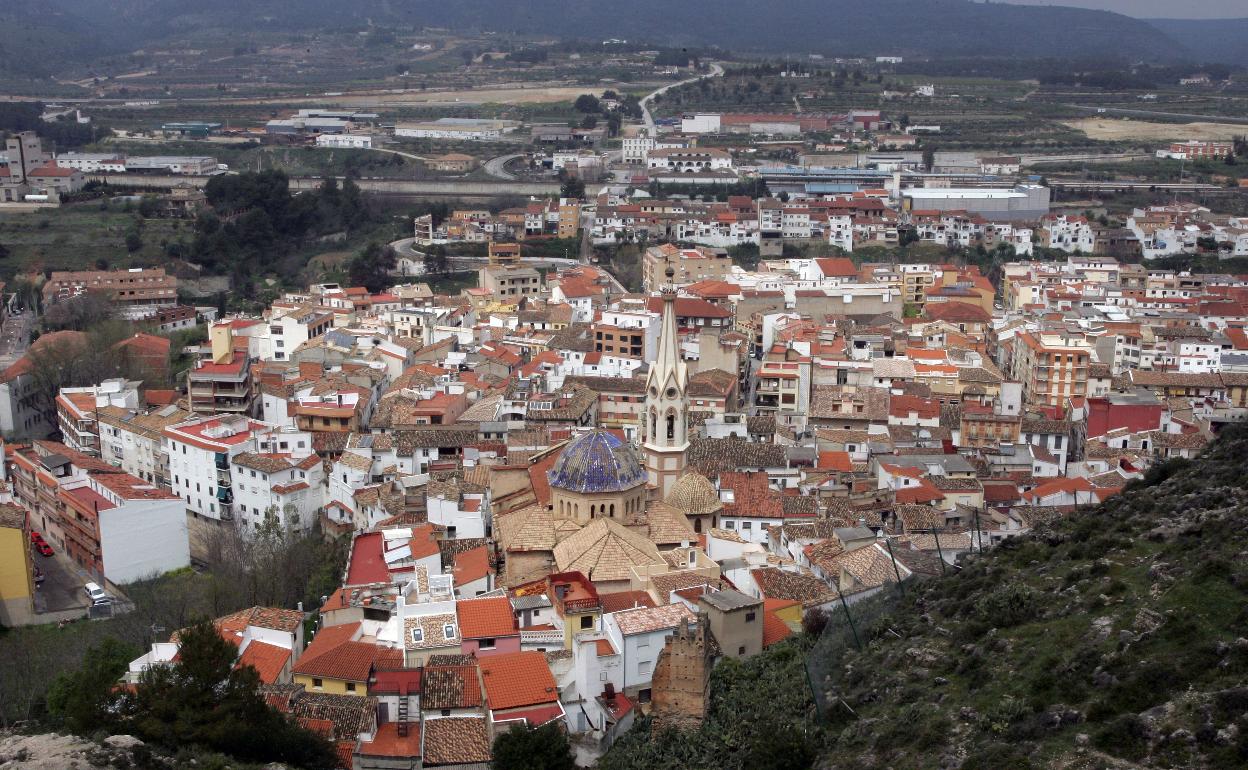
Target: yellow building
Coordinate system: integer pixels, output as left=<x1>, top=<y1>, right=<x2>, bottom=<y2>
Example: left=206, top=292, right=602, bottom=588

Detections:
left=0, top=503, right=35, bottom=626
left=292, top=621, right=402, bottom=696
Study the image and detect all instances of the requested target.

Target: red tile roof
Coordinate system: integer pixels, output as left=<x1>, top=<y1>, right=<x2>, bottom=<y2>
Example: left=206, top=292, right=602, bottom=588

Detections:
left=346, top=532, right=389, bottom=586
left=598, top=590, right=656, bottom=614
left=480, top=651, right=559, bottom=711
left=452, top=546, right=491, bottom=587
left=236, top=640, right=292, bottom=684
left=456, top=596, right=519, bottom=640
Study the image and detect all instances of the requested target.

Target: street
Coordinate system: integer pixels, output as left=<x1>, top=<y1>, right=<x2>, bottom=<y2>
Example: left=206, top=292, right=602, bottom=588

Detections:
left=0, top=309, right=33, bottom=369
left=30, top=542, right=91, bottom=615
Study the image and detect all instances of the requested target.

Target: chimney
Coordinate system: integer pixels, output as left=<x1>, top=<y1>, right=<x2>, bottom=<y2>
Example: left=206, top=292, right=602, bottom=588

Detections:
left=603, top=682, right=616, bottom=701
left=210, top=322, right=234, bottom=365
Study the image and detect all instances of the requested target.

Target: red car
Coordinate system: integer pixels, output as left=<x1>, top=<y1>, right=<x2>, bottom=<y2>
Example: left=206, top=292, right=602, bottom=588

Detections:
left=31, top=532, right=52, bottom=557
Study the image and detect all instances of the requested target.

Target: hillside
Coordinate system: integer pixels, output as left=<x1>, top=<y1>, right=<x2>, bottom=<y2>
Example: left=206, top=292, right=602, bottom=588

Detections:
left=0, top=0, right=1207, bottom=77
left=1146, top=18, right=1248, bottom=67
left=601, top=424, right=1248, bottom=770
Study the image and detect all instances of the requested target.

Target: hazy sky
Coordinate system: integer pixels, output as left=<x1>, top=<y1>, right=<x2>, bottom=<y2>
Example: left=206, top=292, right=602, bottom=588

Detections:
left=993, top=0, right=1246, bottom=18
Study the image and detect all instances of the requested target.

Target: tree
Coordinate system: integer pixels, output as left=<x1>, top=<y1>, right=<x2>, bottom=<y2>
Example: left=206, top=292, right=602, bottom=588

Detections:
left=346, top=242, right=397, bottom=293
left=580, top=114, right=599, bottom=130
left=423, top=247, right=450, bottom=276
left=123, top=621, right=338, bottom=768
left=1225, top=151, right=1237, bottom=166
left=45, top=637, right=138, bottom=733
left=125, top=229, right=143, bottom=252
left=574, top=93, right=601, bottom=113
left=0, top=240, right=9, bottom=260
left=560, top=176, right=586, bottom=200
left=492, top=722, right=576, bottom=770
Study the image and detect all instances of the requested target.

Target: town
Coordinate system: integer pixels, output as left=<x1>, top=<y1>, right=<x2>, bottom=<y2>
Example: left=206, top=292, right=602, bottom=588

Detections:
left=1, top=17, right=1248, bottom=770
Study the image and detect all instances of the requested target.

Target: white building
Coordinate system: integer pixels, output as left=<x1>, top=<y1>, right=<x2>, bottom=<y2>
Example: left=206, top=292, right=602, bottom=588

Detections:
left=230, top=452, right=325, bottom=534
left=54, top=152, right=128, bottom=173
left=1042, top=215, right=1096, bottom=254
left=680, top=114, right=722, bottom=134
left=125, top=156, right=220, bottom=175
left=80, top=471, right=189, bottom=584
left=602, top=603, right=696, bottom=698
left=163, top=415, right=314, bottom=526
left=646, top=148, right=733, bottom=172
left=394, top=118, right=517, bottom=141
left=622, top=133, right=655, bottom=164
left=316, top=134, right=374, bottom=149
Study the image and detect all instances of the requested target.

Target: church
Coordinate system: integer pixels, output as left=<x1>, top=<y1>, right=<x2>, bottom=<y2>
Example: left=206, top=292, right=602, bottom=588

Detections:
left=493, top=264, right=720, bottom=591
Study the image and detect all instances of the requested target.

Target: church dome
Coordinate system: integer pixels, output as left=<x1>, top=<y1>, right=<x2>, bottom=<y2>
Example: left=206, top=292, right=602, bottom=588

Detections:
left=548, top=430, right=647, bottom=494
left=664, top=471, right=722, bottom=515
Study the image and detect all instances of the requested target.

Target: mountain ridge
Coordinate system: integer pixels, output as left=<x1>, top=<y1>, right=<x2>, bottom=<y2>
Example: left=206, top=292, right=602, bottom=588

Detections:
left=0, top=0, right=1226, bottom=78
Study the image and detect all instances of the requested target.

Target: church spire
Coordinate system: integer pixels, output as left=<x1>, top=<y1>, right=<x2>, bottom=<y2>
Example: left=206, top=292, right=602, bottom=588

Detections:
left=643, top=259, right=689, bottom=499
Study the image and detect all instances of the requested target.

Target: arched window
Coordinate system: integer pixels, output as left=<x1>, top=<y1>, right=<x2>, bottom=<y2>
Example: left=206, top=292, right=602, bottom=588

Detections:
left=694, top=517, right=703, bottom=533
left=610, top=503, right=615, bottom=517
left=666, top=412, right=676, bottom=442
left=650, top=410, right=658, bottom=442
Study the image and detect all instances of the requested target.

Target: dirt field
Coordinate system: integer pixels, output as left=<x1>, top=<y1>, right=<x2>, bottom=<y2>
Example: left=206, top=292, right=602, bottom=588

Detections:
left=1063, top=118, right=1247, bottom=142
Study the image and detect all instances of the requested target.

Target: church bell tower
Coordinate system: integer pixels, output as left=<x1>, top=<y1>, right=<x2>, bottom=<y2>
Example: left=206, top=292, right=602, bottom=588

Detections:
left=643, top=262, right=689, bottom=499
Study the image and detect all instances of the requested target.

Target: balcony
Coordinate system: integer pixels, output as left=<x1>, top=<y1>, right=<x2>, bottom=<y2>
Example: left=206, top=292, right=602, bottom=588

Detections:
left=214, top=453, right=230, bottom=471
left=216, top=466, right=232, bottom=485
left=217, top=487, right=233, bottom=504
left=219, top=503, right=233, bottom=521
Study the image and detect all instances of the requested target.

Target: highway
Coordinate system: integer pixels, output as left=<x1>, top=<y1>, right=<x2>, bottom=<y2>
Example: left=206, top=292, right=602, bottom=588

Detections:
left=1064, top=104, right=1248, bottom=125
left=88, top=172, right=603, bottom=199
left=483, top=153, right=524, bottom=181
left=641, top=62, right=724, bottom=133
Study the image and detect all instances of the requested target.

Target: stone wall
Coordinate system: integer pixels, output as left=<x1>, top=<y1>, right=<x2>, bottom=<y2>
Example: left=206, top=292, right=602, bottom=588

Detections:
left=649, top=619, right=711, bottom=731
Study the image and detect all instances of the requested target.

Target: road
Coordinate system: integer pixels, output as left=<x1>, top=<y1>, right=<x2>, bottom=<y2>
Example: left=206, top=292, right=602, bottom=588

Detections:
left=641, top=62, right=724, bottom=133
left=483, top=153, right=524, bottom=181
left=0, top=310, right=33, bottom=370
left=387, top=237, right=585, bottom=276
left=1065, top=104, right=1248, bottom=125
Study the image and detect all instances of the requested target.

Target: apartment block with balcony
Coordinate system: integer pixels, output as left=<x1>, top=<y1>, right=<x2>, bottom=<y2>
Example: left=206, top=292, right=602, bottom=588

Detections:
left=189, top=323, right=256, bottom=416
left=163, top=414, right=314, bottom=525
left=753, top=360, right=811, bottom=420
left=55, top=379, right=143, bottom=457
left=1011, top=331, right=1092, bottom=408
left=96, top=403, right=192, bottom=487
left=8, top=441, right=188, bottom=584
left=41, top=267, right=178, bottom=320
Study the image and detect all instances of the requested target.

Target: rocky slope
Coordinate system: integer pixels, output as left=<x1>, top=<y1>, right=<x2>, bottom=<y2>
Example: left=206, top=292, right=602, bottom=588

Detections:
left=0, top=732, right=290, bottom=769
left=603, top=425, right=1248, bottom=770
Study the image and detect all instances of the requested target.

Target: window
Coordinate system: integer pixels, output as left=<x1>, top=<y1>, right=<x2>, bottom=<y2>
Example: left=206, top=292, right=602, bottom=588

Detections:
left=637, top=637, right=650, bottom=648
left=411, top=628, right=423, bottom=643
left=345, top=682, right=356, bottom=692
left=738, top=646, right=746, bottom=655
left=444, top=624, right=456, bottom=639
left=741, top=521, right=752, bottom=531
left=745, top=611, right=756, bottom=623
left=639, top=661, right=652, bottom=675
left=479, top=638, right=496, bottom=650
left=312, top=678, right=323, bottom=689
left=580, top=615, right=594, bottom=630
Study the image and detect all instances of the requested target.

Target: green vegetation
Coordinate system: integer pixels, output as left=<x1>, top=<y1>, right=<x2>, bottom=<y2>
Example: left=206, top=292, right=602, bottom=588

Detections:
left=49, top=621, right=336, bottom=768
left=602, top=424, right=1248, bottom=769
left=493, top=722, right=577, bottom=770
left=0, top=204, right=187, bottom=279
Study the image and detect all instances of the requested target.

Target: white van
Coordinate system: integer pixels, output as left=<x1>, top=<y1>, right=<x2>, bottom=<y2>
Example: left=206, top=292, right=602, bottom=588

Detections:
left=84, top=582, right=109, bottom=605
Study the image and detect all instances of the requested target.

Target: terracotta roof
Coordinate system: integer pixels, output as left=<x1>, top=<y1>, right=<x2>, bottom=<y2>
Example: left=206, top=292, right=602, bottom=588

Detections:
left=237, top=640, right=292, bottom=685
left=422, top=717, right=491, bottom=766
left=456, top=596, right=519, bottom=639
left=479, top=651, right=559, bottom=710
left=404, top=613, right=460, bottom=651
left=216, top=605, right=305, bottom=633
left=598, top=590, right=656, bottom=614
left=552, top=518, right=667, bottom=583
left=613, top=602, right=695, bottom=635
left=421, top=664, right=483, bottom=709
left=663, top=471, right=723, bottom=515
left=750, top=567, right=837, bottom=607
left=295, top=624, right=401, bottom=682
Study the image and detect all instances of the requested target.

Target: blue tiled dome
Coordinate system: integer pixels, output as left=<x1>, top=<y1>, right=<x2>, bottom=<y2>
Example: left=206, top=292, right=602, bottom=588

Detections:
left=548, top=430, right=647, bottom=494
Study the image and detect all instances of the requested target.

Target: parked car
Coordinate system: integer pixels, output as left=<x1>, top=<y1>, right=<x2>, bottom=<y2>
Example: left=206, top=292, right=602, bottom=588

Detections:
left=84, top=582, right=110, bottom=605
left=30, top=531, right=42, bottom=543
left=36, top=541, right=53, bottom=557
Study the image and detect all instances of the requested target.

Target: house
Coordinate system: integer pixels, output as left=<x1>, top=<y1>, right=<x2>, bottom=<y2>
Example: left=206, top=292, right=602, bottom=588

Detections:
left=479, top=650, right=565, bottom=726
left=292, top=622, right=403, bottom=696
left=456, top=596, right=521, bottom=657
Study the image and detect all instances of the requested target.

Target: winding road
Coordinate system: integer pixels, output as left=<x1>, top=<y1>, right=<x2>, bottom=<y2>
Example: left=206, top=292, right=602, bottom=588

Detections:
left=640, top=62, right=725, bottom=133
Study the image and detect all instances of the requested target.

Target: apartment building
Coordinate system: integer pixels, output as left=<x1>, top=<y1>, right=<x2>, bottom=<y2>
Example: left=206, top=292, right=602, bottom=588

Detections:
left=8, top=441, right=188, bottom=584
left=42, top=268, right=178, bottom=320
left=642, top=244, right=733, bottom=291
left=163, top=414, right=314, bottom=525
left=189, top=324, right=256, bottom=415
left=96, top=403, right=192, bottom=486
left=1011, top=331, right=1092, bottom=408
left=55, top=379, right=143, bottom=456
left=479, top=265, right=543, bottom=300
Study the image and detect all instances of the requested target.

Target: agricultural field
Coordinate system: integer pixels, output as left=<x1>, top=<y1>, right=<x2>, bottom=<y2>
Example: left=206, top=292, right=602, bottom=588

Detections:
left=0, top=202, right=190, bottom=280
